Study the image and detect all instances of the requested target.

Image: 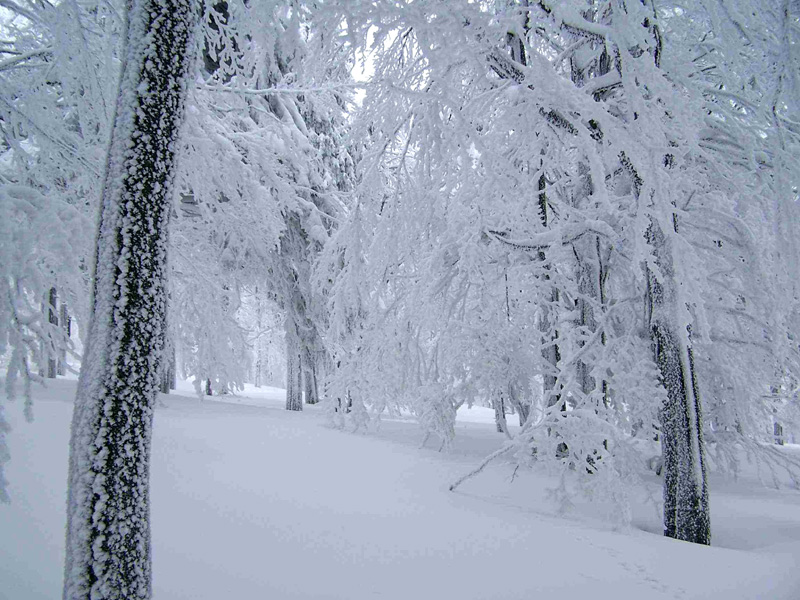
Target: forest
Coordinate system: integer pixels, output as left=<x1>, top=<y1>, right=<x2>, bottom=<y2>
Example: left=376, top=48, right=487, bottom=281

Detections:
left=1, top=0, right=800, bottom=598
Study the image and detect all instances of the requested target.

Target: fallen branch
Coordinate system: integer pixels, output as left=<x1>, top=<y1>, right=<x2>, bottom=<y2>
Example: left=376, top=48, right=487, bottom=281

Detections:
left=449, top=442, right=515, bottom=492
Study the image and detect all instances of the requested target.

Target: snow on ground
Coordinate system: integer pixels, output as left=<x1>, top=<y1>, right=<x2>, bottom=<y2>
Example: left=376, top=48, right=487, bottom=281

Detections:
left=2, top=378, right=799, bottom=599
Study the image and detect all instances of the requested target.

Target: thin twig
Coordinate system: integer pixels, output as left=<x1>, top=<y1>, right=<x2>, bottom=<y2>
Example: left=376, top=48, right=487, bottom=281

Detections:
left=449, top=443, right=515, bottom=492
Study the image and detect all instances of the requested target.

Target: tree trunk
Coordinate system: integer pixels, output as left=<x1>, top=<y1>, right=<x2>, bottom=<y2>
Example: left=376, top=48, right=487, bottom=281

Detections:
left=63, top=2, right=196, bottom=598
left=574, top=233, right=599, bottom=398
left=538, top=173, right=561, bottom=410
left=254, top=348, right=262, bottom=387
left=774, top=421, right=784, bottom=446
left=507, top=383, right=529, bottom=427
left=159, top=329, right=173, bottom=395
left=58, top=302, right=70, bottom=376
left=253, top=285, right=262, bottom=387
left=318, top=351, right=334, bottom=403
left=41, top=287, right=58, bottom=378
left=494, top=392, right=507, bottom=433
left=168, top=345, right=177, bottom=390
left=505, top=22, right=563, bottom=419
left=285, top=320, right=303, bottom=411
left=303, top=356, right=319, bottom=405
left=159, top=372, right=170, bottom=395
left=646, top=220, right=710, bottom=546
left=265, top=346, right=274, bottom=386
left=538, top=172, right=567, bottom=460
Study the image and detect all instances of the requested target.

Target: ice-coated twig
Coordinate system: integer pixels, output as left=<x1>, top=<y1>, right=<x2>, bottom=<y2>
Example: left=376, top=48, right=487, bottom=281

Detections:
left=449, top=442, right=515, bottom=492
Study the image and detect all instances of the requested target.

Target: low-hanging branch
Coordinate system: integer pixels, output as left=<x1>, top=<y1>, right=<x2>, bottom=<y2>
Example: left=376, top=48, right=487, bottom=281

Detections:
left=486, top=220, right=616, bottom=250
left=200, top=81, right=368, bottom=96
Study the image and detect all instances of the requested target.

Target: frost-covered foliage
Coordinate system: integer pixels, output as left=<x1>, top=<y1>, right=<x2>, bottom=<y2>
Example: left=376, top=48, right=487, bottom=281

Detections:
left=1, top=4, right=356, bottom=517
left=2, top=0, right=799, bottom=556
left=314, top=0, right=800, bottom=537
left=0, top=185, right=88, bottom=393
left=0, top=0, right=123, bottom=360
left=0, top=0, right=121, bottom=502
left=657, top=0, right=800, bottom=467
left=0, top=0, right=355, bottom=404
left=171, top=0, right=355, bottom=400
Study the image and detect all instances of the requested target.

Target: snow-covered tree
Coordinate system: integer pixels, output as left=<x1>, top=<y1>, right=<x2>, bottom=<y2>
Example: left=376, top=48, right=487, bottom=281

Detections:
left=171, top=0, right=355, bottom=406
left=0, top=0, right=796, bottom=561
left=0, top=0, right=122, bottom=503
left=315, top=0, right=800, bottom=544
left=62, top=1, right=196, bottom=597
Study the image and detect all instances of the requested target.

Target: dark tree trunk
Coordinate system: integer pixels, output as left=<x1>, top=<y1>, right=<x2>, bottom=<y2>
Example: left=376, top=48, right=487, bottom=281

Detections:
left=159, top=369, right=170, bottom=395
left=159, top=329, right=173, bottom=395
left=41, top=287, right=58, bottom=378
left=646, top=220, right=710, bottom=546
left=538, top=173, right=562, bottom=410
left=168, top=346, right=177, bottom=390
left=494, top=392, right=507, bottom=433
left=285, top=319, right=303, bottom=411
left=303, top=358, right=319, bottom=405
left=58, top=302, right=70, bottom=376
left=63, top=2, right=196, bottom=598
left=517, top=403, right=530, bottom=427
left=538, top=172, right=567, bottom=459
left=574, top=251, right=597, bottom=396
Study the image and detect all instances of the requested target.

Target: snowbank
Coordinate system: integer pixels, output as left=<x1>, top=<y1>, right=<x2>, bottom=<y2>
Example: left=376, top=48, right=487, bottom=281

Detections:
left=1, top=378, right=798, bottom=599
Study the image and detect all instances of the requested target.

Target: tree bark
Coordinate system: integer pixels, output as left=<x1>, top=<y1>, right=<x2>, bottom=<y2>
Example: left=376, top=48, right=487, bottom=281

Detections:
left=41, top=287, right=58, bottom=378
left=774, top=421, right=784, bottom=445
left=58, top=302, right=70, bottom=376
left=159, top=328, right=173, bottom=395
left=646, top=220, right=710, bottom=546
left=494, top=391, right=507, bottom=433
left=538, top=173, right=561, bottom=410
left=159, top=371, right=170, bottom=395
left=63, top=2, right=196, bottom=598
left=168, top=345, right=176, bottom=390
left=303, top=356, right=319, bottom=404
left=285, top=319, right=303, bottom=411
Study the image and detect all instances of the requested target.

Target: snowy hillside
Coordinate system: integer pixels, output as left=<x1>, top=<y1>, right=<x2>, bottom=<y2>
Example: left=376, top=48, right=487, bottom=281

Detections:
left=2, top=379, right=798, bottom=600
